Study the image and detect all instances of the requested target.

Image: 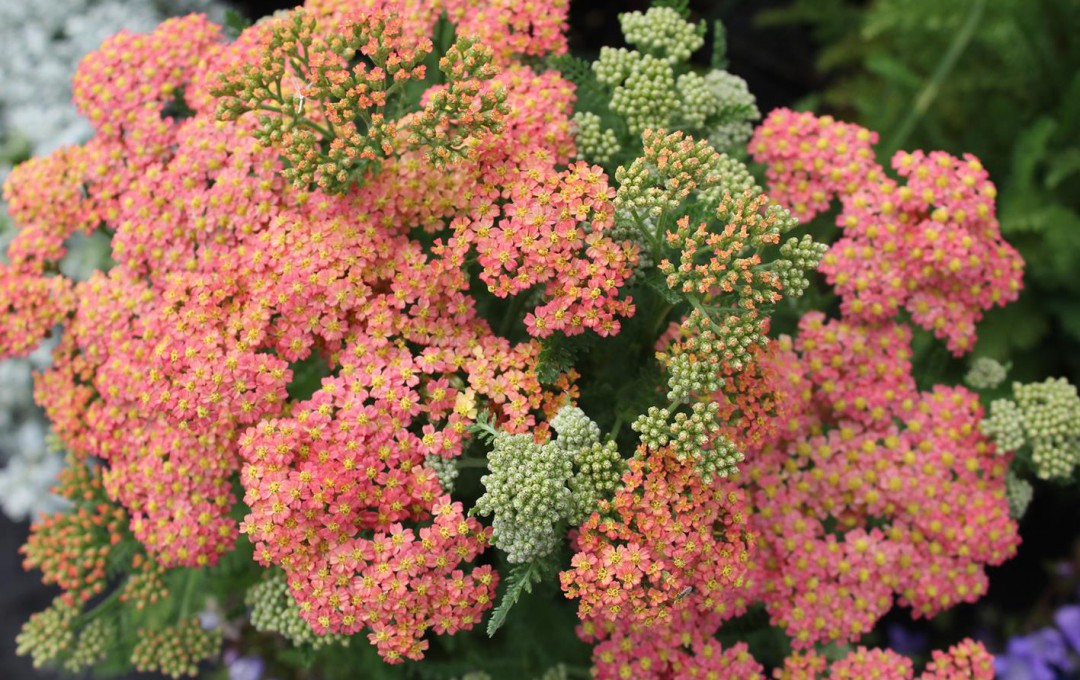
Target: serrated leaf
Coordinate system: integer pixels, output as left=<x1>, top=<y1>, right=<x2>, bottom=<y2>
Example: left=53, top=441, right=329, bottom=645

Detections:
left=550, top=54, right=592, bottom=85
left=1046, top=148, right=1080, bottom=189
left=711, top=20, right=729, bottom=70
left=642, top=270, right=684, bottom=305
left=487, top=559, right=555, bottom=636
left=535, top=335, right=577, bottom=385
left=223, top=9, right=251, bottom=38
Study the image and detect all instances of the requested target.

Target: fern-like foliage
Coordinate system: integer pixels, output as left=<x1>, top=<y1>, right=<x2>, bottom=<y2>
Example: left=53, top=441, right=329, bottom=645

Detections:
left=652, top=0, right=691, bottom=20
left=487, top=558, right=559, bottom=637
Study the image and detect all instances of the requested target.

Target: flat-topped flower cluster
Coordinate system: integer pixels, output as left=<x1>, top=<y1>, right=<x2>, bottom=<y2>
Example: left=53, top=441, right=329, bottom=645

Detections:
left=0, top=1, right=1042, bottom=678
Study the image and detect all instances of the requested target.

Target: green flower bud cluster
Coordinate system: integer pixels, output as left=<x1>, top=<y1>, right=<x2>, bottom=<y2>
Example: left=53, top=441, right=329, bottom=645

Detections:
left=638, top=151, right=816, bottom=400
left=983, top=377, right=1080, bottom=480
left=1005, top=470, right=1033, bottom=519
left=63, top=618, right=114, bottom=673
left=551, top=405, right=602, bottom=450
left=474, top=431, right=574, bottom=563
left=572, top=112, right=621, bottom=165
left=552, top=406, right=624, bottom=524
left=247, top=570, right=345, bottom=649
left=581, top=10, right=759, bottom=152
left=677, top=72, right=720, bottom=129
left=402, top=37, right=509, bottom=166
left=130, top=618, right=222, bottom=679
left=666, top=348, right=725, bottom=403
left=776, top=234, right=829, bottom=298
left=215, top=12, right=504, bottom=193
left=612, top=130, right=759, bottom=283
left=425, top=454, right=460, bottom=494
left=614, top=131, right=756, bottom=222
left=632, top=400, right=742, bottom=480
left=982, top=399, right=1025, bottom=452
left=965, top=357, right=1008, bottom=390
left=121, top=557, right=170, bottom=611
left=593, top=47, right=639, bottom=87
left=607, top=52, right=678, bottom=136
left=15, top=597, right=77, bottom=669
left=662, top=310, right=767, bottom=402
left=473, top=406, right=625, bottom=561
left=620, top=7, right=705, bottom=64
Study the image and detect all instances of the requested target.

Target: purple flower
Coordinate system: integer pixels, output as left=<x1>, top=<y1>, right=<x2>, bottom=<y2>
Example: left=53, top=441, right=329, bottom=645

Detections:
left=995, top=652, right=1042, bottom=680
left=1055, top=605, right=1080, bottom=654
left=885, top=622, right=928, bottom=657
left=998, top=628, right=1073, bottom=680
left=227, top=653, right=264, bottom=680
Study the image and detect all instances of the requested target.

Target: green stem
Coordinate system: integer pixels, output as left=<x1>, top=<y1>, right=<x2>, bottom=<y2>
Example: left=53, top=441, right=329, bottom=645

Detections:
left=498, top=293, right=528, bottom=337
left=610, top=413, right=626, bottom=442
left=648, top=302, right=675, bottom=339
left=177, top=569, right=199, bottom=621
left=80, top=586, right=125, bottom=624
left=885, top=0, right=987, bottom=155
left=629, top=208, right=661, bottom=256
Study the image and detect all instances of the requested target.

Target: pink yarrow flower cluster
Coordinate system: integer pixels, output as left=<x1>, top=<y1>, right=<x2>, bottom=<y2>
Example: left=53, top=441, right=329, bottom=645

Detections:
left=240, top=339, right=494, bottom=660
left=775, top=639, right=995, bottom=679
left=733, top=313, right=1019, bottom=648
left=2, top=2, right=1033, bottom=676
left=750, top=109, right=1023, bottom=353
left=0, top=0, right=630, bottom=664
left=560, top=448, right=757, bottom=677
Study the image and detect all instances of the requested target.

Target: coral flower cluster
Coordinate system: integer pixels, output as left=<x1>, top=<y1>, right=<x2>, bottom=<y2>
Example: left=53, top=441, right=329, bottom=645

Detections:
left=1, top=0, right=631, bottom=664
left=736, top=314, right=1019, bottom=647
left=561, top=448, right=757, bottom=678
left=1, top=1, right=1036, bottom=678
left=751, top=109, right=1024, bottom=353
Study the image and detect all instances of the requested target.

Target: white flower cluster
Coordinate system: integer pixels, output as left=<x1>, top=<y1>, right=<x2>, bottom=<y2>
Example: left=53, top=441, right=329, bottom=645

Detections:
left=0, top=0, right=227, bottom=158
left=0, top=339, right=67, bottom=521
left=0, top=0, right=229, bottom=523
left=965, top=356, right=1008, bottom=391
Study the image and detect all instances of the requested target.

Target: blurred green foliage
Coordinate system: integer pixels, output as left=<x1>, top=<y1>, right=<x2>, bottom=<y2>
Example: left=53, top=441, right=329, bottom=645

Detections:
left=760, top=0, right=1080, bottom=382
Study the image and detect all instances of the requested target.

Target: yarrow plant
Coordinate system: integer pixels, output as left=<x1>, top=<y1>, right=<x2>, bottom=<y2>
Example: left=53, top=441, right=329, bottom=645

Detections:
left=2, top=1, right=1073, bottom=678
